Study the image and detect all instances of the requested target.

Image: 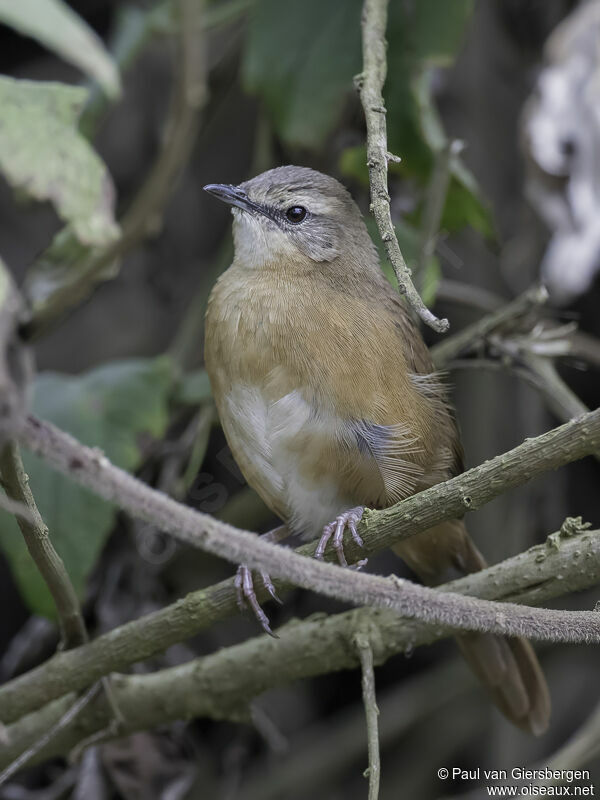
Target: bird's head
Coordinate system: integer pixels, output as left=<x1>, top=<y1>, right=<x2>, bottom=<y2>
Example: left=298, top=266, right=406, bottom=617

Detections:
left=204, top=166, right=376, bottom=271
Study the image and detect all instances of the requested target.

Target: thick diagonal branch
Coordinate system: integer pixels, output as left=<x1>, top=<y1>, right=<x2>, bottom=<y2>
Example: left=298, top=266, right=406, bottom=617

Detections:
left=0, top=526, right=598, bottom=768
left=3, top=410, right=599, bottom=726
left=12, top=410, right=600, bottom=647
left=0, top=412, right=600, bottom=722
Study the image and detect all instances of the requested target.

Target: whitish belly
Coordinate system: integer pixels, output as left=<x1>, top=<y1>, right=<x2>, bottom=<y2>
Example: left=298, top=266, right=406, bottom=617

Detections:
left=222, top=383, right=357, bottom=538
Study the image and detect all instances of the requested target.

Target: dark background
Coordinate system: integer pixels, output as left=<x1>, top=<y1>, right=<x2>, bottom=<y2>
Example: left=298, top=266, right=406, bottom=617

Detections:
left=0, top=1, right=598, bottom=798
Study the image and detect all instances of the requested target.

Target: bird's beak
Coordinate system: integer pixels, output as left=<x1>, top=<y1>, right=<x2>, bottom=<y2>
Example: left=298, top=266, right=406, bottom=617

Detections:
left=203, top=183, right=262, bottom=215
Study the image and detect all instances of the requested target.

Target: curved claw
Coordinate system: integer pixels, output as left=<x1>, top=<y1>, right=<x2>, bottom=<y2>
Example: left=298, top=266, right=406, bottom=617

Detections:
left=260, top=570, right=283, bottom=604
left=235, top=564, right=279, bottom=638
left=347, top=516, right=364, bottom=548
left=315, top=506, right=366, bottom=566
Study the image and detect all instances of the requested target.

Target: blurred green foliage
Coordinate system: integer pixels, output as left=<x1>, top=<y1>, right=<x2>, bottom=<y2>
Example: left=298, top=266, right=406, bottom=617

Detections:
left=385, top=0, right=475, bottom=176
left=175, top=369, right=213, bottom=406
left=243, top=0, right=363, bottom=149
left=0, top=358, right=173, bottom=616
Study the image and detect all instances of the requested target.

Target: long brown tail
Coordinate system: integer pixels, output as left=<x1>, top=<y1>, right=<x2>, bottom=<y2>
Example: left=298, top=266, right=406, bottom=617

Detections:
left=393, top=519, right=551, bottom=735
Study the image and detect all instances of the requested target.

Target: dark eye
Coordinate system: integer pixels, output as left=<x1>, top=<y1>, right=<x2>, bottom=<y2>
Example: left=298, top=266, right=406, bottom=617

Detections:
left=285, top=205, right=307, bottom=223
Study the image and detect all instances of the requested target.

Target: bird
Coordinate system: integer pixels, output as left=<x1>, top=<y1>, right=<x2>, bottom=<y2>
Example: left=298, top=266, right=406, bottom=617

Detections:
left=203, top=165, right=551, bottom=735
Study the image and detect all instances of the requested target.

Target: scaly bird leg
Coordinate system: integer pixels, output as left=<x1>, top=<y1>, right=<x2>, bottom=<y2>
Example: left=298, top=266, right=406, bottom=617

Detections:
left=314, top=506, right=366, bottom=567
left=235, top=525, right=287, bottom=638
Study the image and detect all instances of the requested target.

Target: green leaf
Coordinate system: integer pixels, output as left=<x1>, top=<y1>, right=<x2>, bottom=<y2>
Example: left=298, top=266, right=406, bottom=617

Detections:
left=0, top=76, right=120, bottom=246
left=0, top=357, right=174, bottom=617
left=338, top=145, right=370, bottom=187
left=0, top=0, right=121, bottom=98
left=442, top=176, right=494, bottom=238
left=243, top=0, right=362, bottom=149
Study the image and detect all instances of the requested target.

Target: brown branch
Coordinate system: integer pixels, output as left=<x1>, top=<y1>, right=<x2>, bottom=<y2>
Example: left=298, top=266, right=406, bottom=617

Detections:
left=0, top=444, right=125, bottom=766
left=1, top=410, right=598, bottom=729
left=0, top=684, right=101, bottom=787
left=0, top=442, right=87, bottom=649
left=2, top=406, right=598, bottom=726
left=358, top=0, right=449, bottom=333
left=442, top=300, right=599, bottom=459
left=0, top=525, right=598, bottom=769
left=14, top=412, right=600, bottom=640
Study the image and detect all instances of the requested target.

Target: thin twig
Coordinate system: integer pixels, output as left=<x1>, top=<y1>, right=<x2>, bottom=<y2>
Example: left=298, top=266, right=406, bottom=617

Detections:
left=26, top=0, right=208, bottom=339
left=354, top=633, right=380, bottom=800
left=434, top=283, right=599, bottom=457
left=0, top=442, right=87, bottom=649
left=0, top=683, right=101, bottom=786
left=15, top=411, right=600, bottom=647
left=0, top=493, right=34, bottom=523
left=436, top=280, right=600, bottom=370
left=508, top=348, right=591, bottom=420
left=462, top=329, right=599, bottom=460
left=358, top=0, right=449, bottom=333
left=431, top=284, right=549, bottom=368
left=568, top=331, right=600, bottom=369
left=450, top=354, right=590, bottom=427
left=435, top=278, right=505, bottom=313
left=240, top=661, right=471, bottom=800
left=1, top=526, right=599, bottom=768
left=449, top=358, right=576, bottom=421
left=0, top=443, right=126, bottom=755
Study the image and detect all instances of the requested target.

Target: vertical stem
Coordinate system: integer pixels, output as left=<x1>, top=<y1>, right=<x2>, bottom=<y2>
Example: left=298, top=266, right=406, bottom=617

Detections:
left=359, top=0, right=449, bottom=333
left=415, top=141, right=459, bottom=289
left=355, top=633, right=381, bottom=800
left=0, top=442, right=88, bottom=649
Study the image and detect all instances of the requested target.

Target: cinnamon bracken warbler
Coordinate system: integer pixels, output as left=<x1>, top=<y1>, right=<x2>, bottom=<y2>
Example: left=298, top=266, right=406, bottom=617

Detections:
left=203, top=166, right=550, bottom=735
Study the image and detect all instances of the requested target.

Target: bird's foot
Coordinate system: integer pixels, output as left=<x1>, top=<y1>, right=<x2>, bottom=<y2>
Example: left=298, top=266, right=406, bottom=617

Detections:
left=234, top=525, right=287, bottom=638
left=235, top=565, right=282, bottom=637
left=314, top=506, right=366, bottom=567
